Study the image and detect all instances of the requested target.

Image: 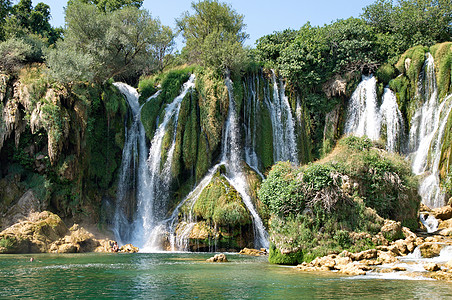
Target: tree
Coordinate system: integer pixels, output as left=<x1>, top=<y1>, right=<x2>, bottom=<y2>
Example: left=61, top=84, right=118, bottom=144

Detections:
left=47, top=1, right=172, bottom=83
left=363, top=0, right=452, bottom=51
left=177, top=0, right=249, bottom=73
left=0, top=0, right=12, bottom=40
left=69, top=0, right=143, bottom=12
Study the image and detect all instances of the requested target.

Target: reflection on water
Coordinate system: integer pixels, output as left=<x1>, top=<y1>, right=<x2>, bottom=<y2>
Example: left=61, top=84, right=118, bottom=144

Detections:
left=1, top=253, right=452, bottom=299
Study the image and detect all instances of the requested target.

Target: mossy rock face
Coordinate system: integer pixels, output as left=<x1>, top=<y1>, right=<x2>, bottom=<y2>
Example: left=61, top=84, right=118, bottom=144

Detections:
left=192, top=170, right=251, bottom=227
left=269, top=244, right=303, bottom=265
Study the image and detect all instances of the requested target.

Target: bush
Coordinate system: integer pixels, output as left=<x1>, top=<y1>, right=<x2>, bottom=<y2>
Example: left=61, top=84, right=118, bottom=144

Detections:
left=269, top=244, right=303, bottom=265
left=0, top=37, right=32, bottom=73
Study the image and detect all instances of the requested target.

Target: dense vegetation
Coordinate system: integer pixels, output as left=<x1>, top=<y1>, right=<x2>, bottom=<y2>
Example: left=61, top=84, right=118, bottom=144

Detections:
left=0, top=0, right=451, bottom=258
left=260, top=136, right=420, bottom=264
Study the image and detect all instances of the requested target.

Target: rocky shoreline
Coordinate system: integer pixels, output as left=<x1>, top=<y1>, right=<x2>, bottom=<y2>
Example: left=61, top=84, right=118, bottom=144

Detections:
left=295, top=204, right=452, bottom=282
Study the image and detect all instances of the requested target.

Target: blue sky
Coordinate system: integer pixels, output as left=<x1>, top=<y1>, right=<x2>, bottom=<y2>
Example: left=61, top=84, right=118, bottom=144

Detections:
left=31, top=0, right=375, bottom=48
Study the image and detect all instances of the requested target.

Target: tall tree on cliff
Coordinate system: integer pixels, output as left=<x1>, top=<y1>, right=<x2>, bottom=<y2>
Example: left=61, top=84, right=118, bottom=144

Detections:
left=177, top=0, right=249, bottom=74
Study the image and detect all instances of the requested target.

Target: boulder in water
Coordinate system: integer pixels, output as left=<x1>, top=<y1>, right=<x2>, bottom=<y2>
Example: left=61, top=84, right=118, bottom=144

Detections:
left=120, top=244, right=139, bottom=253
left=206, top=253, right=228, bottom=262
left=239, top=248, right=267, bottom=256
left=418, top=242, right=443, bottom=258
left=424, top=263, right=441, bottom=272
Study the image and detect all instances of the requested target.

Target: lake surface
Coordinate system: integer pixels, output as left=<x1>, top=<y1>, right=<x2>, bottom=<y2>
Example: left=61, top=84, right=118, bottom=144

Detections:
left=1, top=252, right=452, bottom=299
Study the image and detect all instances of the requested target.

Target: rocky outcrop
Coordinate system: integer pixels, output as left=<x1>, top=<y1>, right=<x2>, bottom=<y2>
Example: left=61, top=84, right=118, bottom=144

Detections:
left=206, top=253, right=228, bottom=262
left=0, top=211, right=122, bottom=254
left=1, top=190, right=42, bottom=230
left=239, top=248, right=268, bottom=256
left=120, top=243, right=139, bottom=253
left=0, top=211, right=68, bottom=253
left=433, top=206, right=452, bottom=221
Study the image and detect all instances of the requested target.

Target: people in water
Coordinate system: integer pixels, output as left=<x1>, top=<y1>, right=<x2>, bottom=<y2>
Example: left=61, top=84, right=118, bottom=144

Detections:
left=112, top=241, right=119, bottom=253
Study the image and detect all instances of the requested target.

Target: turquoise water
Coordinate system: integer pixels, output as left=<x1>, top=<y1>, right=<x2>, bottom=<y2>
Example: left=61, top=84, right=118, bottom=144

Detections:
left=1, top=252, right=452, bottom=299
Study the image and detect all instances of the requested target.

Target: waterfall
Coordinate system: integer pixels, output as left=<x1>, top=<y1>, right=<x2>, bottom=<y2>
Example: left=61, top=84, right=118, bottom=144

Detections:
left=344, top=75, right=381, bottom=140
left=167, top=75, right=270, bottom=251
left=266, top=71, right=299, bottom=164
left=380, top=88, right=404, bottom=152
left=113, top=75, right=195, bottom=250
left=408, top=53, right=452, bottom=208
left=243, top=75, right=264, bottom=178
left=112, top=83, right=161, bottom=244
left=420, top=213, right=438, bottom=233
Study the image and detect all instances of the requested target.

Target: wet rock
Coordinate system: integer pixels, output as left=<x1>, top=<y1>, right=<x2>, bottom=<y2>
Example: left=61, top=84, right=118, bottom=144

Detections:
left=420, top=203, right=432, bottom=212
left=338, top=263, right=366, bottom=276
left=206, top=253, right=228, bottom=262
left=424, top=263, right=441, bottom=272
left=311, top=255, right=336, bottom=269
left=239, top=248, right=267, bottom=256
left=390, top=266, right=407, bottom=272
left=120, top=244, right=139, bottom=253
left=438, top=219, right=452, bottom=230
left=377, top=251, right=398, bottom=263
left=433, top=206, right=452, bottom=221
left=351, top=249, right=377, bottom=261
left=418, top=242, right=443, bottom=258
left=335, top=256, right=352, bottom=267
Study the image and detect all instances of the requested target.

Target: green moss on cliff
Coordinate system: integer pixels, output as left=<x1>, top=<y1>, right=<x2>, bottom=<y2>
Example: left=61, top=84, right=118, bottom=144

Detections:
left=192, top=170, right=251, bottom=227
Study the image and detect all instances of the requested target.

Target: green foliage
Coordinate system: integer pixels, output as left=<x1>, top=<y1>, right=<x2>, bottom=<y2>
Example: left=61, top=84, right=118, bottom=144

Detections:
left=177, top=0, right=249, bottom=74
left=339, top=135, right=373, bottom=151
left=431, top=42, right=452, bottom=99
left=363, top=0, right=452, bottom=52
left=269, top=244, right=303, bottom=265
left=0, top=37, right=32, bottom=72
left=259, top=162, right=304, bottom=218
left=70, top=0, right=143, bottom=12
left=263, top=136, right=420, bottom=264
left=46, top=1, right=172, bottom=83
left=375, top=63, right=396, bottom=86
left=0, top=236, right=16, bottom=249
left=137, top=77, right=157, bottom=104
left=254, top=29, right=297, bottom=68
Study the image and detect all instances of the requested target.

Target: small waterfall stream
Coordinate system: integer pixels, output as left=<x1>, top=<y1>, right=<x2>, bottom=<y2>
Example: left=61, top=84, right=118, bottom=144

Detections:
left=344, top=75, right=381, bottom=140
left=267, top=71, right=299, bottom=164
left=343, top=53, right=451, bottom=208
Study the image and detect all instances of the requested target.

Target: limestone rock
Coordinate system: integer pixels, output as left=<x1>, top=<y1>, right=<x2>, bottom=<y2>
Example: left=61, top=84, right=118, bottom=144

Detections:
left=424, top=263, right=441, bottom=272
left=1, top=190, right=42, bottom=230
left=206, top=253, right=228, bottom=262
left=420, top=203, right=432, bottom=212
left=351, top=249, right=377, bottom=261
left=120, top=244, right=139, bottom=253
left=438, top=219, right=452, bottom=230
left=239, top=248, right=267, bottom=256
left=0, top=211, right=68, bottom=253
left=391, top=266, right=407, bottom=271
left=377, top=251, right=398, bottom=263
left=311, top=255, right=336, bottom=269
left=335, top=256, right=352, bottom=267
left=418, top=242, right=443, bottom=258
left=338, top=263, right=366, bottom=276
left=380, top=220, right=403, bottom=241
left=433, top=206, right=452, bottom=221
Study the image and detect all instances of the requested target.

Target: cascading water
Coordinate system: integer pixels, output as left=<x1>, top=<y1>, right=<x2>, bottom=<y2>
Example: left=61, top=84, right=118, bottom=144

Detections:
left=166, top=75, right=270, bottom=251
left=113, top=76, right=195, bottom=250
left=380, top=88, right=404, bottom=152
left=408, top=53, right=452, bottom=208
left=344, top=75, right=381, bottom=140
left=266, top=71, right=299, bottom=164
left=224, top=75, right=269, bottom=248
